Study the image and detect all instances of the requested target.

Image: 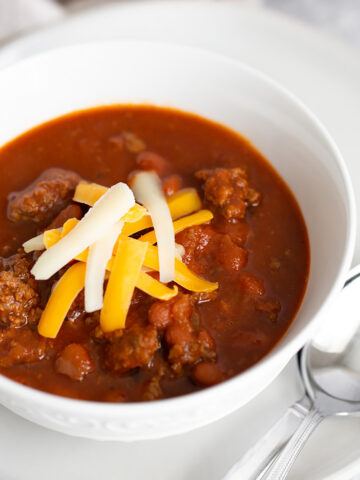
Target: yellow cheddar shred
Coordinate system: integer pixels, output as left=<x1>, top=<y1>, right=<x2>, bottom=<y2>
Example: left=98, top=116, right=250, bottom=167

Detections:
left=43, top=229, right=61, bottom=249
left=137, top=271, right=178, bottom=300
left=167, top=188, right=202, bottom=220
left=73, top=182, right=146, bottom=223
left=38, top=262, right=86, bottom=338
left=122, top=215, right=153, bottom=236
left=139, top=209, right=213, bottom=244
left=122, top=188, right=203, bottom=238
left=75, top=182, right=202, bottom=236
left=106, top=239, right=217, bottom=293
left=73, top=181, right=108, bottom=206
left=75, top=249, right=89, bottom=263
left=172, top=258, right=218, bottom=293
left=100, top=237, right=148, bottom=332
left=61, top=218, right=80, bottom=237
left=123, top=204, right=148, bottom=223
left=142, top=244, right=217, bottom=292
left=43, top=218, right=79, bottom=249
left=36, top=183, right=217, bottom=337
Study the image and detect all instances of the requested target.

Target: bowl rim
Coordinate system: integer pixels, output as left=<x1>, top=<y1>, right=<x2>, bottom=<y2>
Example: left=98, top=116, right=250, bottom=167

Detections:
left=0, top=39, right=356, bottom=414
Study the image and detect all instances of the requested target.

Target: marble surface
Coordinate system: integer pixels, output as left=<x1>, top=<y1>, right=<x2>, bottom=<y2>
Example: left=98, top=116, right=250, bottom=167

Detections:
left=1, top=0, right=360, bottom=48
left=263, top=0, right=360, bottom=46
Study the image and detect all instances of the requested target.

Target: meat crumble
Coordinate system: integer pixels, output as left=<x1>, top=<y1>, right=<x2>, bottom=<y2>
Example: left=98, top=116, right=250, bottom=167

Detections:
left=196, top=167, right=261, bottom=221
left=7, top=168, right=81, bottom=224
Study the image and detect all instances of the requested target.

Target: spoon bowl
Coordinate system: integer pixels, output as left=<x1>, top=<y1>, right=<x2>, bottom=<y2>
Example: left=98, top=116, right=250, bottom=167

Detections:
left=305, top=343, right=360, bottom=403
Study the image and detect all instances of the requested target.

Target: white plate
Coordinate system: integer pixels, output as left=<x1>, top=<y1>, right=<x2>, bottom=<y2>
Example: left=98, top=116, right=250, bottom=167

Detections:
left=0, top=2, right=360, bottom=479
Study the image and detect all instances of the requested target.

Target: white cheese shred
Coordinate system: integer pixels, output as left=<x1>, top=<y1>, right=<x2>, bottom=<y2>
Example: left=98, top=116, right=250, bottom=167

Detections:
left=31, top=182, right=135, bottom=280
left=131, top=171, right=175, bottom=283
left=23, top=227, right=63, bottom=253
left=85, top=220, right=124, bottom=313
left=23, top=233, right=46, bottom=253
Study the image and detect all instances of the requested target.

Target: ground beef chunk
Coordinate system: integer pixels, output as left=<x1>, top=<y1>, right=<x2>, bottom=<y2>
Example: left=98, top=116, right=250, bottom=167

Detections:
left=104, top=324, right=159, bottom=374
left=196, top=167, right=261, bottom=221
left=0, top=327, right=47, bottom=367
left=141, top=354, right=174, bottom=400
left=0, top=252, right=41, bottom=328
left=149, top=293, right=216, bottom=374
left=7, top=168, right=82, bottom=223
left=55, top=344, right=95, bottom=381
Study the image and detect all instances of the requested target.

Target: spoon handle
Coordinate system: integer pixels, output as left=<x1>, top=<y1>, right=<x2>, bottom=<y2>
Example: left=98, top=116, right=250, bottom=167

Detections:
left=262, top=406, right=324, bottom=480
left=222, top=396, right=310, bottom=480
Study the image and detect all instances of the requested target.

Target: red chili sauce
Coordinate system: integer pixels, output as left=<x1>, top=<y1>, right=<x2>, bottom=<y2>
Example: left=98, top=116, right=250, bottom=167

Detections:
left=0, top=106, right=309, bottom=402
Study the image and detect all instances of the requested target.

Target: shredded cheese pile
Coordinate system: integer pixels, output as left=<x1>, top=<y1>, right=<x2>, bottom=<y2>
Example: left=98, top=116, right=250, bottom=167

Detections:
left=25, top=173, right=218, bottom=338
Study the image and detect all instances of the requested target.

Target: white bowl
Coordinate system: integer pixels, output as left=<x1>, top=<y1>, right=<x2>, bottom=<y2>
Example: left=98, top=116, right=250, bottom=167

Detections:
left=0, top=41, right=355, bottom=441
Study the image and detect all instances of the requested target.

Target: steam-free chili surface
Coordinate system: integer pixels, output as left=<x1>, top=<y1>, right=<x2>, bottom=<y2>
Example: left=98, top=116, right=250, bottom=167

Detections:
left=0, top=106, right=309, bottom=402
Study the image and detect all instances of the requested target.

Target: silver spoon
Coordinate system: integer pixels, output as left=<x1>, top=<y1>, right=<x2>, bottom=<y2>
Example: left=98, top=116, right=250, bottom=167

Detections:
left=224, top=266, right=360, bottom=480
left=262, top=344, right=360, bottom=479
